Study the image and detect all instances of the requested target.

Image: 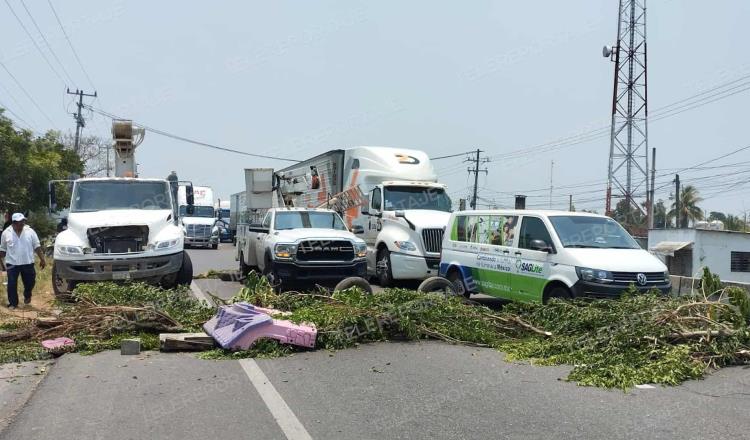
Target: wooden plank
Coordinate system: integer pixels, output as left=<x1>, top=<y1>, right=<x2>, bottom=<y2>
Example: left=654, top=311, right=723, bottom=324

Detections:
left=159, top=332, right=216, bottom=352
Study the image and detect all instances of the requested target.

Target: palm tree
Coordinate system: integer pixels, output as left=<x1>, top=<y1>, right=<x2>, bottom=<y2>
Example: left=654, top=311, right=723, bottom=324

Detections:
left=668, top=185, right=703, bottom=228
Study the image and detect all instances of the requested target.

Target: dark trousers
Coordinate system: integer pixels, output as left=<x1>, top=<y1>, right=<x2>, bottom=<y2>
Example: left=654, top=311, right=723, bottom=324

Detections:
left=6, top=263, right=36, bottom=307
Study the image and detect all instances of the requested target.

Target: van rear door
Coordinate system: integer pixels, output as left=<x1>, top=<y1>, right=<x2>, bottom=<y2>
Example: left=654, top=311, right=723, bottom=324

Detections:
left=513, top=215, right=554, bottom=302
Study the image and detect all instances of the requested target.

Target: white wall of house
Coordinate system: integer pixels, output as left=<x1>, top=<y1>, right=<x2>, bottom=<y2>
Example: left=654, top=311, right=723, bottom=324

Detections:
left=648, top=228, right=750, bottom=283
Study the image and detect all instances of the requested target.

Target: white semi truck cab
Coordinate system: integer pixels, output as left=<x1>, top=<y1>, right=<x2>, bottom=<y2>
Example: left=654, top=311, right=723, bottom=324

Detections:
left=359, top=180, right=451, bottom=286
left=49, top=120, right=194, bottom=295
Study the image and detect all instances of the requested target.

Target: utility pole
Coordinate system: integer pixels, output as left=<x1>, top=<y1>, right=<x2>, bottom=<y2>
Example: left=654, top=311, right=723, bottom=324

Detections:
left=549, top=160, right=554, bottom=209
left=569, top=194, right=573, bottom=211
left=648, top=148, right=656, bottom=229
left=66, top=88, right=97, bottom=154
left=674, top=174, right=681, bottom=229
left=466, top=149, right=488, bottom=210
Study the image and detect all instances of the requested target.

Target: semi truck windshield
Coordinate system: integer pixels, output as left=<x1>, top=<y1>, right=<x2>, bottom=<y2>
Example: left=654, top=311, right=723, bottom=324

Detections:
left=179, top=206, right=215, bottom=218
left=383, top=186, right=452, bottom=212
left=71, top=181, right=171, bottom=212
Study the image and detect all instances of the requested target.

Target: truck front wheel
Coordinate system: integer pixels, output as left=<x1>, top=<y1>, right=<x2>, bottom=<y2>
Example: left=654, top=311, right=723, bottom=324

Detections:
left=176, top=252, right=193, bottom=286
left=376, top=248, right=394, bottom=287
left=52, top=263, right=74, bottom=300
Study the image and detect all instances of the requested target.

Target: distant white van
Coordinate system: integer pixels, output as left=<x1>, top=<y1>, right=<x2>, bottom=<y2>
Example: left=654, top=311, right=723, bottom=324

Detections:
left=439, top=210, right=670, bottom=303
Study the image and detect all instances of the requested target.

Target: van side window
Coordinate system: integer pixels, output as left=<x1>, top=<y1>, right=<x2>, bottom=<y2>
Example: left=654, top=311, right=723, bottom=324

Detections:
left=518, top=217, right=552, bottom=250
left=372, top=188, right=382, bottom=210
left=451, top=215, right=518, bottom=245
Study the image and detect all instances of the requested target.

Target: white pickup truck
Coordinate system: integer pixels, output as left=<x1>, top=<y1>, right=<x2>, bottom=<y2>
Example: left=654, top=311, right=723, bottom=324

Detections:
left=236, top=208, right=368, bottom=290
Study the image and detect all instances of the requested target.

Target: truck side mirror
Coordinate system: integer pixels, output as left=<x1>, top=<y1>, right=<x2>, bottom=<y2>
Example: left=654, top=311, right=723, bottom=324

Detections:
left=351, top=224, right=364, bottom=234
left=48, top=182, right=57, bottom=212
left=361, top=205, right=369, bottom=216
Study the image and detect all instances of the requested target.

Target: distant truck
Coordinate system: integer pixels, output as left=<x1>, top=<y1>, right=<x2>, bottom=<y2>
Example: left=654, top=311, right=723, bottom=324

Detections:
left=275, top=147, right=452, bottom=286
left=237, top=207, right=367, bottom=291
left=215, top=199, right=232, bottom=243
left=178, top=185, right=219, bottom=249
left=49, top=120, right=194, bottom=296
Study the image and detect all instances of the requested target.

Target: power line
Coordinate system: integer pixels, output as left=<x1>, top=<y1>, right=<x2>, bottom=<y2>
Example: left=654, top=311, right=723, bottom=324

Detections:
left=0, top=80, right=38, bottom=130
left=46, top=0, right=96, bottom=90
left=19, top=0, right=76, bottom=86
left=3, top=0, right=66, bottom=86
left=85, top=105, right=301, bottom=162
left=0, top=100, right=34, bottom=131
left=0, top=60, right=56, bottom=127
left=432, top=150, right=477, bottom=161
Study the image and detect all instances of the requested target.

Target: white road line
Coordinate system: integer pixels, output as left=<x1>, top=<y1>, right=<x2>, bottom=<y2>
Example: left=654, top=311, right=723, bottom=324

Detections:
left=189, top=281, right=214, bottom=306
left=239, top=359, right=313, bottom=440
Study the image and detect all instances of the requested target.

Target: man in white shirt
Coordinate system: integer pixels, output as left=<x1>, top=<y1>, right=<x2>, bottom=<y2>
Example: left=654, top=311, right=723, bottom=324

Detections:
left=0, top=213, right=46, bottom=309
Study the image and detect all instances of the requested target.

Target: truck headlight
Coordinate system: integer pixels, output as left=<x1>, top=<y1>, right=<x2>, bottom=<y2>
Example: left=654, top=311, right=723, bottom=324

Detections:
left=56, top=245, right=83, bottom=255
left=394, top=241, right=417, bottom=251
left=575, top=267, right=614, bottom=283
left=274, top=243, right=296, bottom=260
left=354, top=243, right=367, bottom=258
left=155, top=238, right=181, bottom=250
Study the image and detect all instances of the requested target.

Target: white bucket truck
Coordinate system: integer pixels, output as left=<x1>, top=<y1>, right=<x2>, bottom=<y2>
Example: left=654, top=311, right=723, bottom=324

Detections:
left=178, top=185, right=219, bottom=249
left=274, top=147, right=452, bottom=286
left=49, top=120, right=194, bottom=295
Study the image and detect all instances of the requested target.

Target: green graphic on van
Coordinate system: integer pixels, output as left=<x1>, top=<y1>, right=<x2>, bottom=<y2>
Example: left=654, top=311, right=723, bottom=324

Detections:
left=516, top=259, right=543, bottom=274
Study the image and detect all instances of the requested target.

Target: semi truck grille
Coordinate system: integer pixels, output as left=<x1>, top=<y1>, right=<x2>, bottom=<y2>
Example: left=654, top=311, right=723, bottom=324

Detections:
left=87, top=226, right=148, bottom=254
left=296, top=240, right=354, bottom=262
left=421, top=228, right=444, bottom=254
left=611, top=272, right=666, bottom=285
left=186, top=224, right=212, bottom=238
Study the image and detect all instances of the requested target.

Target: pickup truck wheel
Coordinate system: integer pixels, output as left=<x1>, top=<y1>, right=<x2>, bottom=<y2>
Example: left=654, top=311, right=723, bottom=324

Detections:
left=263, top=256, right=285, bottom=293
left=376, top=248, right=394, bottom=287
left=239, top=252, right=251, bottom=276
left=211, top=242, right=218, bottom=250
left=176, top=252, right=193, bottom=286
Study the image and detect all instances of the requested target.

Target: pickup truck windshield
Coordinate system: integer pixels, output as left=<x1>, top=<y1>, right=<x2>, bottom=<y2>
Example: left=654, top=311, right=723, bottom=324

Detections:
left=383, top=186, right=452, bottom=212
left=275, top=211, right=347, bottom=230
left=549, top=215, right=640, bottom=249
left=179, top=206, right=215, bottom=218
left=71, top=181, right=171, bottom=212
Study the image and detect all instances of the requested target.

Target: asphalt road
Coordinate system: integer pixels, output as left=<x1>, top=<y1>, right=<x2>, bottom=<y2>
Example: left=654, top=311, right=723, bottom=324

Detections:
left=187, top=242, right=238, bottom=275
left=3, top=344, right=750, bottom=440
left=5, top=246, right=749, bottom=439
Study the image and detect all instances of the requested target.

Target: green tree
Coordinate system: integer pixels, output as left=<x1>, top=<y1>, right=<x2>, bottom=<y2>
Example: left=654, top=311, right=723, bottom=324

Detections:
left=653, top=199, right=670, bottom=228
left=724, top=214, right=747, bottom=232
left=0, top=109, right=84, bottom=231
left=612, top=198, right=645, bottom=230
left=668, top=185, right=703, bottom=228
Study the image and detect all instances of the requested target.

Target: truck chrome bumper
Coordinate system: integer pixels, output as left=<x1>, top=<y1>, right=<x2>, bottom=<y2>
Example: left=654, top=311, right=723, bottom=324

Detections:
left=389, top=252, right=440, bottom=280
left=185, top=236, right=218, bottom=246
left=54, top=252, right=183, bottom=281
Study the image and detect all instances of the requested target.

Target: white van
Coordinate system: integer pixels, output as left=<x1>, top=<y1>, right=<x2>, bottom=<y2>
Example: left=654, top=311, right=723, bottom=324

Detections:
left=439, top=210, right=670, bottom=303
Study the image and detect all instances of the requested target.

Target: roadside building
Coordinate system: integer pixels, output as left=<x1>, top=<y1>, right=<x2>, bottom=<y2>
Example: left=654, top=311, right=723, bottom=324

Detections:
left=648, top=224, right=750, bottom=283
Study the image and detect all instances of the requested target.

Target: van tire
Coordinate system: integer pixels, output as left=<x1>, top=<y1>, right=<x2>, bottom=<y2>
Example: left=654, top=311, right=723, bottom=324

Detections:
left=447, top=270, right=470, bottom=298
left=376, top=248, right=394, bottom=287
left=544, top=284, right=571, bottom=304
left=418, top=276, right=459, bottom=296
left=176, top=252, right=193, bottom=286
left=334, top=277, right=373, bottom=294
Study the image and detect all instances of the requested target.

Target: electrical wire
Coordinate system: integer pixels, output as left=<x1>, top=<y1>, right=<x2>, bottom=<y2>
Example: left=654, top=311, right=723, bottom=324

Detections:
left=46, top=0, right=96, bottom=90
left=0, top=61, right=57, bottom=127
left=19, top=0, right=76, bottom=86
left=0, top=100, right=34, bottom=131
left=3, top=0, right=66, bottom=86
left=85, top=105, right=301, bottom=162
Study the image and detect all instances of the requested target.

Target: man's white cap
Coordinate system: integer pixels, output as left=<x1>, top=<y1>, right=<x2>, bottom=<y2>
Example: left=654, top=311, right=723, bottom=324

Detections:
left=11, top=213, right=26, bottom=222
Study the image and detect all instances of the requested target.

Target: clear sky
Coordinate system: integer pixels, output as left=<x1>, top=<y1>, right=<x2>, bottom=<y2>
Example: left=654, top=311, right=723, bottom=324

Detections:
left=1, top=1, right=748, bottom=215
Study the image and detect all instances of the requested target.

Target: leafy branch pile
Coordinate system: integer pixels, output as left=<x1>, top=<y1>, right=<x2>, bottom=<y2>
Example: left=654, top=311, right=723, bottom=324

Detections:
left=217, top=272, right=750, bottom=389
left=0, top=282, right=214, bottom=361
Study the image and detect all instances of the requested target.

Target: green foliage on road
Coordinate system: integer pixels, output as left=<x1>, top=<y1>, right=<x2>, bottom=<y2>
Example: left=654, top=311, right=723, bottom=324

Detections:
left=221, top=273, right=750, bottom=389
